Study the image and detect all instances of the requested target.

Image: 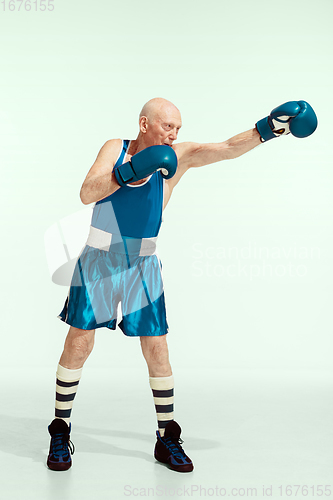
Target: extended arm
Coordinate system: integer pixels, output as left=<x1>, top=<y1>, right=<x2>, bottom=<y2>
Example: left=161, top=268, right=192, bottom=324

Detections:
left=167, top=128, right=261, bottom=194
left=168, top=100, right=318, bottom=191
left=176, top=128, right=261, bottom=170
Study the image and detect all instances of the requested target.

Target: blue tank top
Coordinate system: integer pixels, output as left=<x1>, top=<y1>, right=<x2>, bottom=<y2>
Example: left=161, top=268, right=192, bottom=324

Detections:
left=91, top=139, right=164, bottom=238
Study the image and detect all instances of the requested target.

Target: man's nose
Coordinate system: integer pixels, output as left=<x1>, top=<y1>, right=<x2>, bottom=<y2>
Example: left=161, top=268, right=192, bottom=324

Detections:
left=169, top=128, right=178, bottom=139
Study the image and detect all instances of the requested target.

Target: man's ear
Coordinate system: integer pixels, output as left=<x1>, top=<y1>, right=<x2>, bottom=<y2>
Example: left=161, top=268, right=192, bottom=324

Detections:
left=139, top=116, right=148, bottom=134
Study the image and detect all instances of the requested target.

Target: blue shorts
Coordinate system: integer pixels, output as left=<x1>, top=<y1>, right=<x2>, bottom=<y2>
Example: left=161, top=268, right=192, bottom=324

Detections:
left=58, top=228, right=168, bottom=337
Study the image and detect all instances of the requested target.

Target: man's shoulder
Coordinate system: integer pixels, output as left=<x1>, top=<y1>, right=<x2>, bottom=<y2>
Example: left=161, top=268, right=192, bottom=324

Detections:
left=89, top=139, right=124, bottom=173
left=172, top=141, right=200, bottom=163
left=103, top=138, right=123, bottom=150
left=170, top=142, right=203, bottom=173
left=96, top=139, right=124, bottom=163
left=163, top=142, right=199, bottom=194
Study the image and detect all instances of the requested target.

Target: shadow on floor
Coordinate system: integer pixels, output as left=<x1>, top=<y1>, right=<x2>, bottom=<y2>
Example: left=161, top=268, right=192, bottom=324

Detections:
left=0, top=414, right=220, bottom=466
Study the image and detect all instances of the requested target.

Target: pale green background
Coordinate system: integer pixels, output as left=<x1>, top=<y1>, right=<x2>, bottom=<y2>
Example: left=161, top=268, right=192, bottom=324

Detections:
left=0, top=0, right=332, bottom=374
left=0, top=1, right=332, bottom=498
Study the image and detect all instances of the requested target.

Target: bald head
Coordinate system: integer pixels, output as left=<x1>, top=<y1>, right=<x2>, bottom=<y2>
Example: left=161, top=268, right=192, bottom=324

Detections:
left=137, top=97, right=182, bottom=147
left=139, top=98, right=181, bottom=123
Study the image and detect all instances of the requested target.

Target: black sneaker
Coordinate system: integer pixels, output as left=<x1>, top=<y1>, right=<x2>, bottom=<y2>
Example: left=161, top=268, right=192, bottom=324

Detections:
left=154, top=421, right=193, bottom=472
left=47, top=419, right=75, bottom=471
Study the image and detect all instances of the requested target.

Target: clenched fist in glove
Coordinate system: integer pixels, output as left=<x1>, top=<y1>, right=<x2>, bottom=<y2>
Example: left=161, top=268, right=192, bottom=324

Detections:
left=255, top=100, right=318, bottom=142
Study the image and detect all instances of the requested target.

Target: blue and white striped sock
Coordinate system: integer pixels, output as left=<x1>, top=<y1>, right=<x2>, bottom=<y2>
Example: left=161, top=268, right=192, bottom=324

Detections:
left=55, top=364, right=82, bottom=425
left=149, top=375, right=174, bottom=437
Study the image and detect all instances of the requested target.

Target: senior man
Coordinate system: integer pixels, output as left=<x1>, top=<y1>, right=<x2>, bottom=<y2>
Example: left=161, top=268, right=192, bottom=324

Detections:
left=46, top=97, right=317, bottom=473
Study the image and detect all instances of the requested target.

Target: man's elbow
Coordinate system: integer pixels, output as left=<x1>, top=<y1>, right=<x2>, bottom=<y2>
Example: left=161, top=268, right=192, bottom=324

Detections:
left=80, top=186, right=91, bottom=205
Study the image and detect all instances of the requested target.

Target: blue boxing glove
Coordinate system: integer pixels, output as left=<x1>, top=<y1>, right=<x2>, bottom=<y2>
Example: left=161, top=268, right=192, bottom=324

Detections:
left=256, top=100, right=318, bottom=142
left=114, top=145, right=178, bottom=187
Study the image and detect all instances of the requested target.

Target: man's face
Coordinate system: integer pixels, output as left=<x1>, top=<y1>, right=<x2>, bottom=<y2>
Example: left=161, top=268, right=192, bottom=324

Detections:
left=144, top=107, right=182, bottom=147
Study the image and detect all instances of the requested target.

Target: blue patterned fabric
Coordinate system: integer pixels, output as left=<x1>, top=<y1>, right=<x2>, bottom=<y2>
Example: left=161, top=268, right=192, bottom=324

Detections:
left=58, top=240, right=168, bottom=336
left=91, top=139, right=164, bottom=238
left=58, top=140, right=168, bottom=336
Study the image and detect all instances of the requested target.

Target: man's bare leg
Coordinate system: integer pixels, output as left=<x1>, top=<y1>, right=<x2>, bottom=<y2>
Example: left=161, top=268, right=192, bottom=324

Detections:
left=140, top=334, right=174, bottom=436
left=140, top=334, right=172, bottom=377
left=47, top=326, right=95, bottom=471
left=54, top=326, right=95, bottom=423
left=59, top=326, right=95, bottom=369
left=140, top=334, right=193, bottom=472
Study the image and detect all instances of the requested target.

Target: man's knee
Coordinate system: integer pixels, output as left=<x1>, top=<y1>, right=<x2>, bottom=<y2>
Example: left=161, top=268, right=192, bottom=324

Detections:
left=140, top=335, right=169, bottom=364
left=65, top=326, right=95, bottom=358
left=140, top=335, right=172, bottom=377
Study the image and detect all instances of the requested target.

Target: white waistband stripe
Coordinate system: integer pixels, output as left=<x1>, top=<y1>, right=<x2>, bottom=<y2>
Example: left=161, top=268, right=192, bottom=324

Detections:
left=86, top=226, right=157, bottom=256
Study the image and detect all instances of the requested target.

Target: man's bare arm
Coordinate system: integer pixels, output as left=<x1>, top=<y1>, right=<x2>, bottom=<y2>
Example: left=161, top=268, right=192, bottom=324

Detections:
left=166, top=128, right=261, bottom=193
left=179, top=128, right=261, bottom=168
left=80, top=139, right=122, bottom=205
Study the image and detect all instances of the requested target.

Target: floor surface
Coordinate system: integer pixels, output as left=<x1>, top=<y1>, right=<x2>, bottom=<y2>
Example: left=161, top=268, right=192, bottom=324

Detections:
left=0, top=368, right=331, bottom=499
